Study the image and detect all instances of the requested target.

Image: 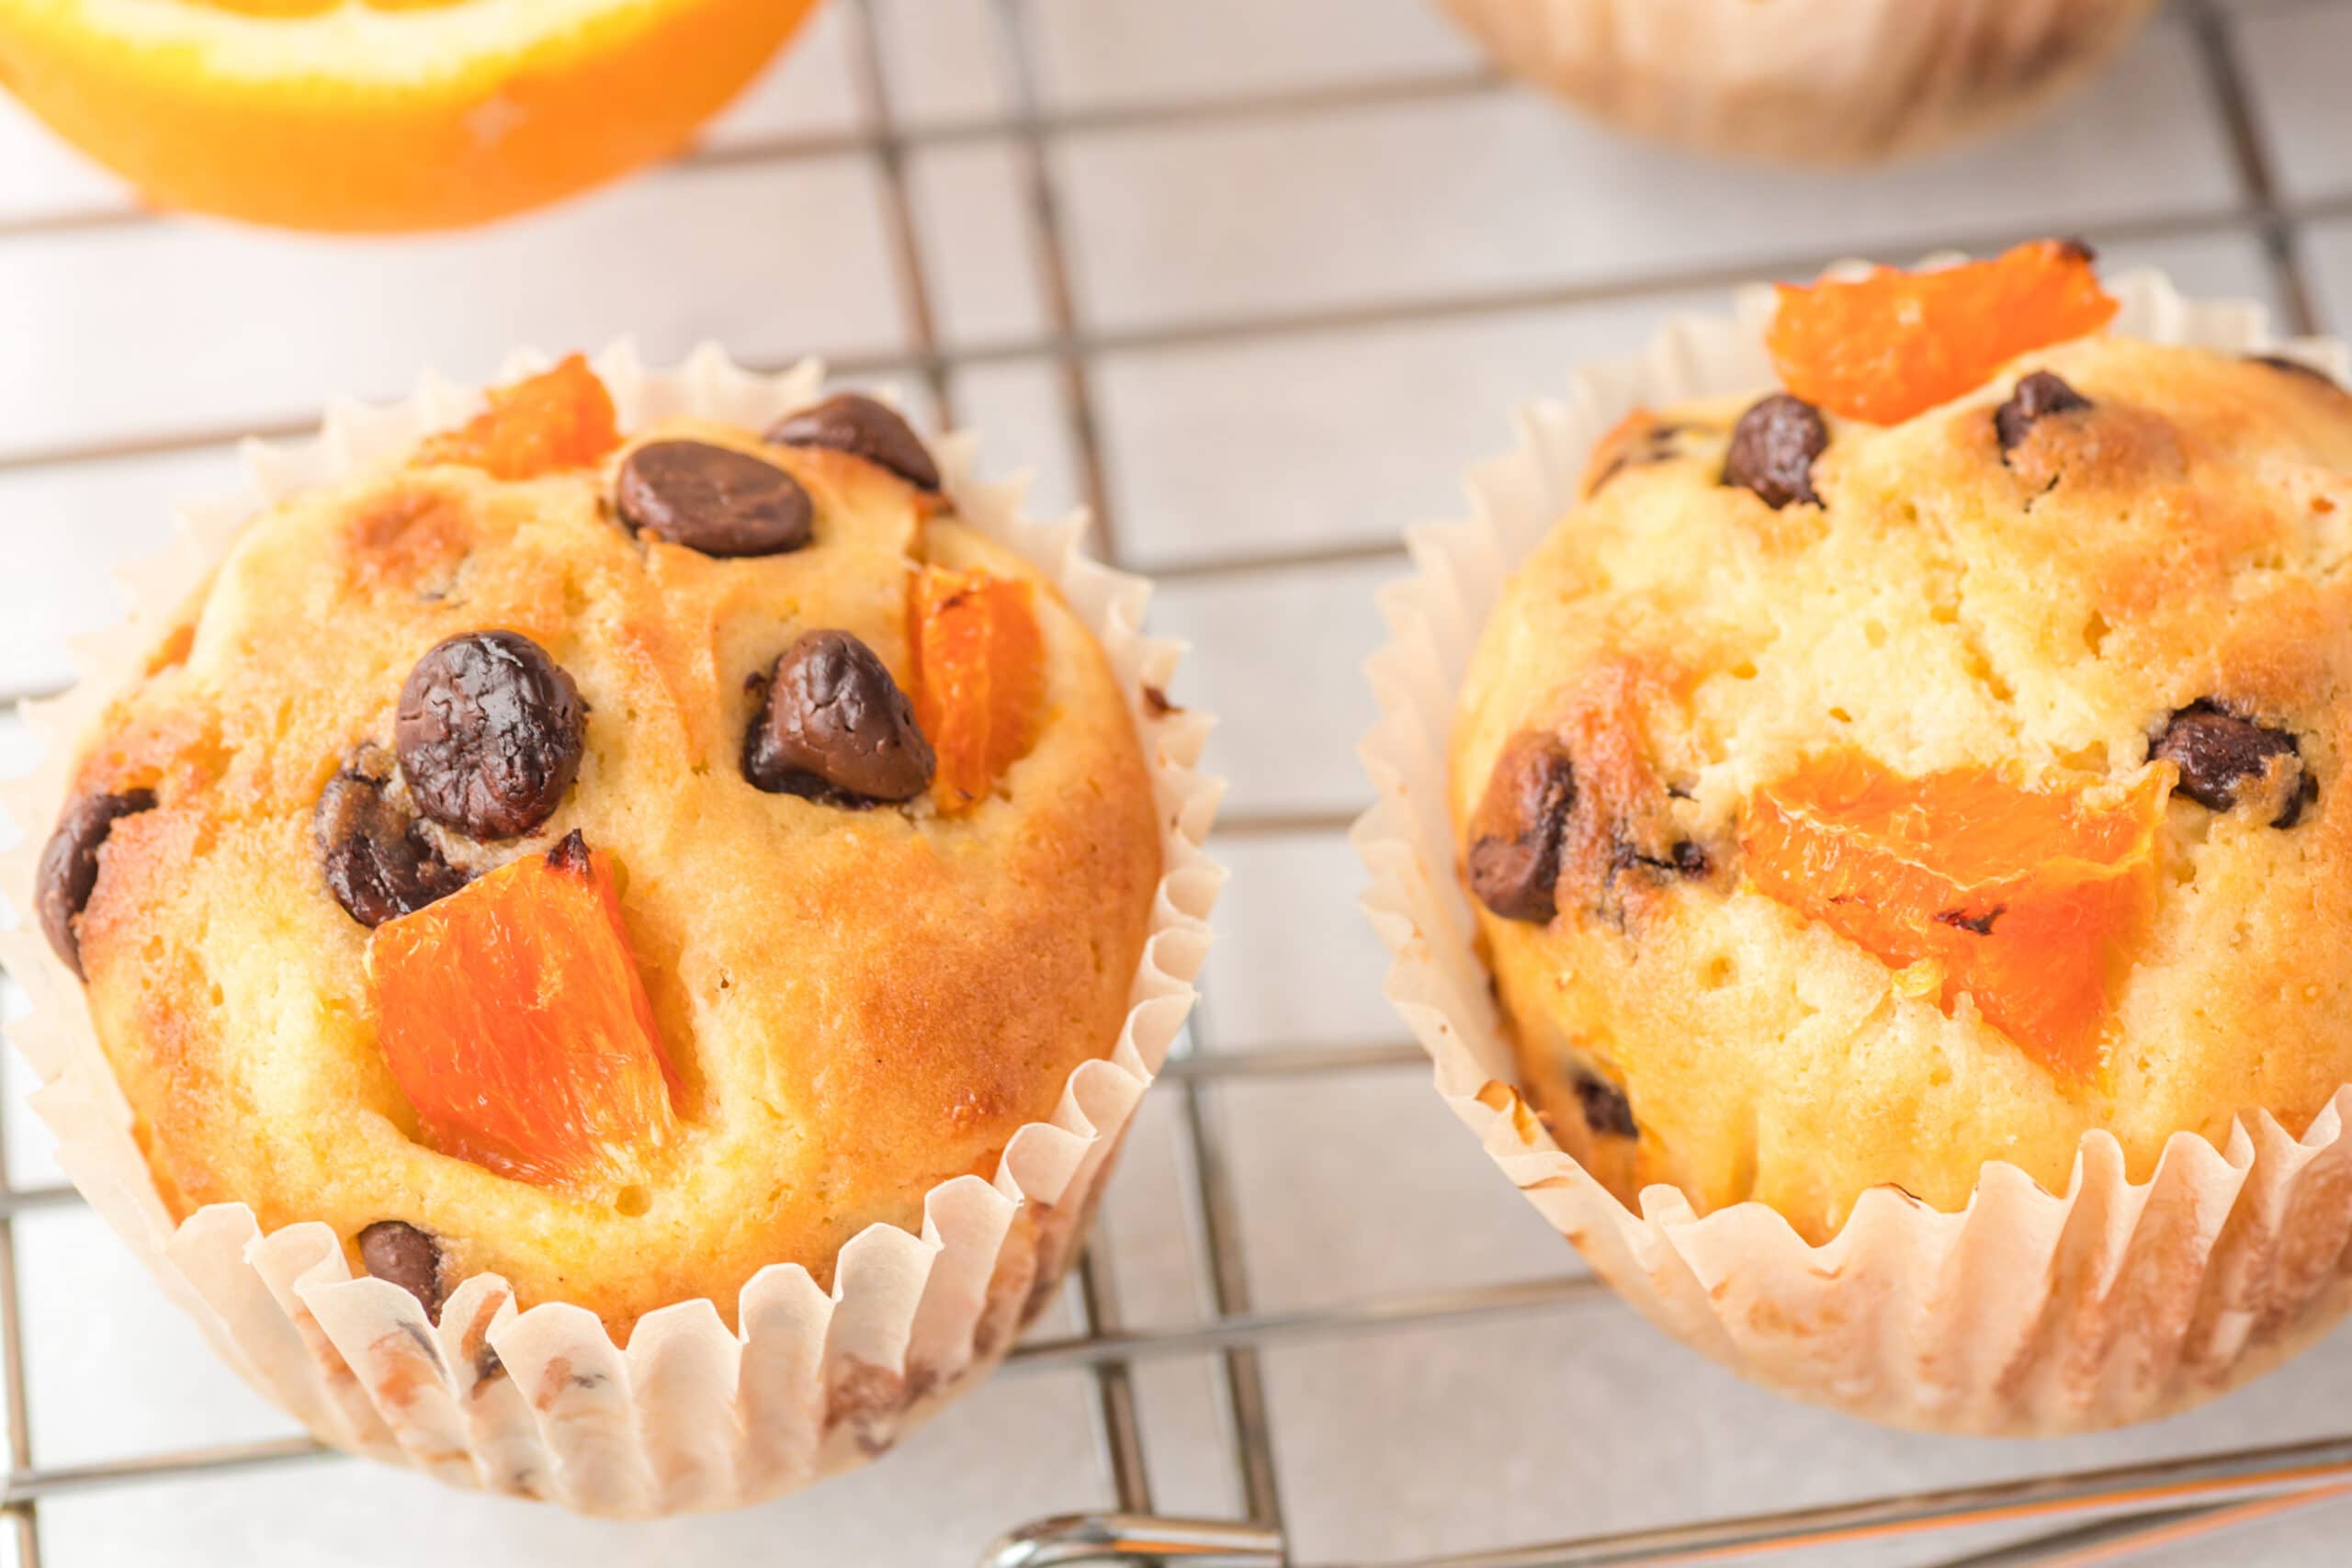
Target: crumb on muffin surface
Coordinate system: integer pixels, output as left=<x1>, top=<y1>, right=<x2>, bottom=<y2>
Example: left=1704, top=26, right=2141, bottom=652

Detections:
left=44, top=386, right=1161, bottom=1336
left=1452, top=336, right=2352, bottom=1242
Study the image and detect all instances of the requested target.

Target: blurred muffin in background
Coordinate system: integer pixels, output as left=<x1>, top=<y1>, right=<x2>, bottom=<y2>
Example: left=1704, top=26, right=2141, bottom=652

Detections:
left=1434, top=0, right=2158, bottom=164
left=0, top=0, right=820, bottom=231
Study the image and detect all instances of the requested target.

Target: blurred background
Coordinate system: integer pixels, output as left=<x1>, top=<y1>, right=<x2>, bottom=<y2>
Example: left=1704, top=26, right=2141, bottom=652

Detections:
left=5, top=0, right=2352, bottom=1563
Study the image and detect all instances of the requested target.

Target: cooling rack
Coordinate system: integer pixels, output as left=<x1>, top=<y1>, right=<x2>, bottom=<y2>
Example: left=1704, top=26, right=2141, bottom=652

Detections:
left=6, top=0, right=2352, bottom=1563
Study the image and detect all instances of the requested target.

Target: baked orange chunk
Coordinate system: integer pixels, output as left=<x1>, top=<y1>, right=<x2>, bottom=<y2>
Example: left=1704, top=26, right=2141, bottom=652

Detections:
left=1766, top=241, right=2120, bottom=425
left=1743, top=749, right=2165, bottom=1078
left=368, top=833, right=682, bottom=1186
left=910, top=567, right=1046, bottom=816
left=413, top=355, right=620, bottom=481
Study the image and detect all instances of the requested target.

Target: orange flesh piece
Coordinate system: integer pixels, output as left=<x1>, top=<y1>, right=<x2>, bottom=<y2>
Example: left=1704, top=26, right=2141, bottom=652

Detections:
left=413, top=355, right=620, bottom=480
left=1765, top=241, right=2120, bottom=425
left=910, top=567, right=1046, bottom=816
left=1742, top=750, right=2165, bottom=1078
left=367, top=838, right=681, bottom=1186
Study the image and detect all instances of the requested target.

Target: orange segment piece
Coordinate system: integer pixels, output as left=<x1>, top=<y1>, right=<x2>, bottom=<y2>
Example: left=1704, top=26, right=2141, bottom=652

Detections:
left=0, top=0, right=820, bottom=232
left=413, top=355, right=619, bottom=480
left=910, top=567, right=1046, bottom=816
left=1766, top=241, right=2120, bottom=425
left=1742, top=750, right=2165, bottom=1078
left=368, top=832, right=681, bottom=1186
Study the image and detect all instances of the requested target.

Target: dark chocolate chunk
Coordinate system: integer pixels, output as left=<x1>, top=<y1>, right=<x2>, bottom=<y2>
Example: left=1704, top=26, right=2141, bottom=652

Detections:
left=1670, top=840, right=1711, bottom=878
left=1994, top=370, right=2092, bottom=456
left=315, top=754, right=467, bottom=928
left=1724, top=394, right=1828, bottom=509
left=2248, top=354, right=2343, bottom=391
left=1574, top=1075, right=1638, bottom=1139
left=616, top=440, right=815, bottom=558
left=37, top=789, right=158, bottom=977
left=1933, top=904, right=2007, bottom=936
left=744, top=630, right=935, bottom=805
left=764, top=393, right=941, bottom=492
left=2153, top=701, right=2306, bottom=825
left=1466, top=735, right=1577, bottom=924
left=358, top=1220, right=447, bottom=1320
left=545, top=828, right=593, bottom=876
left=395, top=631, right=585, bottom=840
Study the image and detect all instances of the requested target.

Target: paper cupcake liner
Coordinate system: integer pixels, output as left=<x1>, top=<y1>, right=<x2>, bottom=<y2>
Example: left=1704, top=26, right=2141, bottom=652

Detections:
left=1353, top=268, right=2352, bottom=1436
left=0, top=344, right=1224, bottom=1514
left=1436, top=0, right=2160, bottom=165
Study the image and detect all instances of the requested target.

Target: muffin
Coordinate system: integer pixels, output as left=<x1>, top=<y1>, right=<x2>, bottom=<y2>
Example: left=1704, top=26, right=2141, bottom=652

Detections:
left=1361, top=251, right=2352, bottom=1432
left=6, top=348, right=1216, bottom=1508
left=1436, top=0, right=2158, bottom=165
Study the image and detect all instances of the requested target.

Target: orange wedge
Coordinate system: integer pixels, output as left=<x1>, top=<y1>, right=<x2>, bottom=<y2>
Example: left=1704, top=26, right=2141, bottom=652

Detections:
left=1766, top=241, right=2119, bottom=424
left=368, top=832, right=681, bottom=1187
left=1743, top=749, right=2164, bottom=1078
left=0, top=0, right=820, bottom=232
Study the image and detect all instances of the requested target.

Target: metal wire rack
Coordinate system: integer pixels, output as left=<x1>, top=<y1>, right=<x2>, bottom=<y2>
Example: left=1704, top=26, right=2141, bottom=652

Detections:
left=4, top=0, right=2352, bottom=1563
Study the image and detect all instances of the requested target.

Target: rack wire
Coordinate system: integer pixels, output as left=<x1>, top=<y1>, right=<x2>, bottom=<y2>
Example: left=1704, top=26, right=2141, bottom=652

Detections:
left=3, top=0, right=2351, bottom=1563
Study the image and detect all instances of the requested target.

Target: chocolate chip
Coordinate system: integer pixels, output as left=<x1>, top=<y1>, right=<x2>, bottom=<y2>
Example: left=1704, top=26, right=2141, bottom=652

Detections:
left=1466, top=735, right=1577, bottom=924
left=395, top=631, right=585, bottom=840
left=1724, top=394, right=1827, bottom=509
left=765, top=393, right=941, bottom=492
left=743, top=630, right=935, bottom=805
left=2153, top=701, right=2307, bottom=825
left=545, top=828, right=593, bottom=876
left=616, top=440, right=814, bottom=558
left=36, top=789, right=157, bottom=977
left=315, top=752, right=467, bottom=929
left=1995, top=370, right=2092, bottom=456
left=358, top=1221, right=447, bottom=1319
left=2248, top=354, right=2344, bottom=392
left=1574, top=1075, right=1638, bottom=1139
left=1933, top=904, right=2006, bottom=936
left=2054, top=237, right=2097, bottom=265
left=1670, top=840, right=1711, bottom=878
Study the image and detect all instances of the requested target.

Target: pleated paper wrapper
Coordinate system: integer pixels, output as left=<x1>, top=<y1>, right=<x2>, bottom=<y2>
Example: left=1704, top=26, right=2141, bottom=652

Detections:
left=0, top=345, right=1224, bottom=1515
left=1435, top=0, right=2159, bottom=164
left=1353, top=269, right=2352, bottom=1436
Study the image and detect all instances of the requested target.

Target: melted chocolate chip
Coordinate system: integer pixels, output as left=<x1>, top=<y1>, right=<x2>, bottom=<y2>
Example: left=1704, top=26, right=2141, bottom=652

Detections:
left=395, top=631, right=585, bottom=840
left=1995, top=370, right=2092, bottom=456
left=1670, top=840, right=1711, bottom=878
left=1466, top=735, right=1577, bottom=924
left=765, top=393, right=941, bottom=492
left=545, top=828, right=593, bottom=876
left=2153, top=701, right=2307, bottom=825
left=358, top=1220, right=447, bottom=1319
left=616, top=440, right=815, bottom=558
left=1574, top=1075, right=1638, bottom=1139
left=2248, top=354, right=2343, bottom=391
left=1724, top=394, right=1828, bottom=509
left=315, top=753, right=467, bottom=928
left=37, top=789, right=158, bottom=977
left=744, top=630, right=935, bottom=805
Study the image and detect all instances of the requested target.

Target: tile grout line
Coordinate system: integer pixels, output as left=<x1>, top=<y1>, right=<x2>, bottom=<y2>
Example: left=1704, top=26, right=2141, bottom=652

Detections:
left=1073, top=1240, right=1157, bottom=1517
left=2187, top=0, right=2324, bottom=335
left=845, top=0, right=957, bottom=428
left=0, top=1051, right=44, bottom=1567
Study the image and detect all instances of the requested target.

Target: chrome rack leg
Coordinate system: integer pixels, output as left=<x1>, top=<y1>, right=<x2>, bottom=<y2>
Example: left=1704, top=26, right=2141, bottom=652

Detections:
left=979, top=1513, right=1286, bottom=1568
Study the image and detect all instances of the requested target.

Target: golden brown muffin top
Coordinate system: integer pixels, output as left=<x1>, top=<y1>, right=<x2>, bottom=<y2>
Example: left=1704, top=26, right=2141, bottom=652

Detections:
left=40, top=372, right=1161, bottom=1333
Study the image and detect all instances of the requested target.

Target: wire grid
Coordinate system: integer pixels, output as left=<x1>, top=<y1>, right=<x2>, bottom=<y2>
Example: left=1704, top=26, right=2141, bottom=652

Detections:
left=0, top=1, right=2350, bottom=1564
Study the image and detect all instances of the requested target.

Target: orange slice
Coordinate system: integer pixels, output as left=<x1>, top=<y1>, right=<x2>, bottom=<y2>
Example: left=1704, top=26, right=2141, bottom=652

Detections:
left=368, top=832, right=681, bottom=1186
left=910, top=567, right=1046, bottom=816
left=413, top=355, right=618, bottom=480
left=0, top=0, right=820, bottom=232
left=1742, top=749, right=2164, bottom=1078
left=1766, top=241, right=2120, bottom=425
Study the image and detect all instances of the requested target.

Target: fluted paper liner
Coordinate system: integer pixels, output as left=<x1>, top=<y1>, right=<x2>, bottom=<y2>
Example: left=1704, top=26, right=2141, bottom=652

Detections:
left=1435, top=0, right=2159, bottom=165
left=1353, top=269, right=2352, bottom=1435
left=0, top=345, right=1223, bottom=1514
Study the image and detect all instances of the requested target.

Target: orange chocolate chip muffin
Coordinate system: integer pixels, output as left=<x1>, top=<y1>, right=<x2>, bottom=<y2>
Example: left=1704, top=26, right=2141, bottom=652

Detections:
left=1451, top=244, right=2352, bottom=1243
left=33, top=356, right=1162, bottom=1336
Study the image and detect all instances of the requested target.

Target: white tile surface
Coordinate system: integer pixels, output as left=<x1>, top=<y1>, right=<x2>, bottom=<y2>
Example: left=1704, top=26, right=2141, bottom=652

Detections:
left=950, top=357, right=1086, bottom=528
left=1030, top=0, right=1481, bottom=110
left=0, top=93, right=129, bottom=228
left=700, top=2, right=866, bottom=148
left=2235, top=0, right=2352, bottom=203
left=873, top=0, right=1009, bottom=126
left=0, top=159, right=902, bottom=461
left=907, top=138, right=1048, bottom=348
left=1199, top=832, right=1402, bottom=1052
left=1053, top=21, right=2236, bottom=334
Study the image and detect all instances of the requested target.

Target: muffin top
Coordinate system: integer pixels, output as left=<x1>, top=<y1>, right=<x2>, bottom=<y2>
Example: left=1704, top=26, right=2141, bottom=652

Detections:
left=36, top=358, right=1161, bottom=1333
left=1452, top=254, right=2352, bottom=1242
